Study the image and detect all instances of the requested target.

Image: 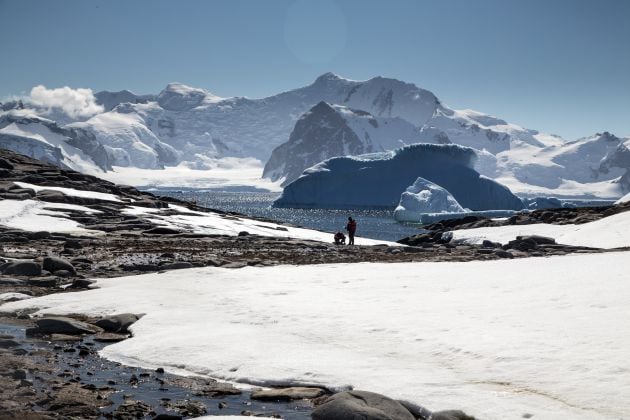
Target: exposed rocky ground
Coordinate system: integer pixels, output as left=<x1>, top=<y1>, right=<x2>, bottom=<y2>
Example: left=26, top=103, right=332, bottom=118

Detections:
left=2, top=147, right=629, bottom=419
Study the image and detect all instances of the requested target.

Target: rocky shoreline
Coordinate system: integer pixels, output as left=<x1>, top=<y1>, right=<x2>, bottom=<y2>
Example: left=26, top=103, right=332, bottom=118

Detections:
left=2, top=148, right=630, bottom=419
left=0, top=316, right=317, bottom=419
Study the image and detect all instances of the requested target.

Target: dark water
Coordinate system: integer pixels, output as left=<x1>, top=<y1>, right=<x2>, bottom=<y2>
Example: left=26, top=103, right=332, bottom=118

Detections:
left=0, top=322, right=311, bottom=419
left=151, top=190, right=425, bottom=242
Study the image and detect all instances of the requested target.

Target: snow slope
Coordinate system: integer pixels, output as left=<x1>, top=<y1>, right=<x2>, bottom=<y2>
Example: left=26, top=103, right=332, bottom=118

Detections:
left=451, top=208, right=630, bottom=249
left=5, top=252, right=630, bottom=420
left=94, top=73, right=439, bottom=164
left=0, top=199, right=101, bottom=233
left=274, top=144, right=524, bottom=211
left=0, top=110, right=111, bottom=172
left=68, top=112, right=179, bottom=169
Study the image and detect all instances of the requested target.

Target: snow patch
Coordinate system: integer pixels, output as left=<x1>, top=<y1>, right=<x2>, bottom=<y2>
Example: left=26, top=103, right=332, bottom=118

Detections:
left=451, top=209, right=630, bottom=249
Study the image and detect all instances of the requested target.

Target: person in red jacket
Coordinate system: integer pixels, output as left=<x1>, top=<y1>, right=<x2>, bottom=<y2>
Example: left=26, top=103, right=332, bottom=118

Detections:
left=346, top=216, right=357, bottom=245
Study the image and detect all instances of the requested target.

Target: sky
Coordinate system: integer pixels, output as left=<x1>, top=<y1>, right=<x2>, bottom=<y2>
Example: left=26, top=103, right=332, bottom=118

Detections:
left=0, top=0, right=628, bottom=140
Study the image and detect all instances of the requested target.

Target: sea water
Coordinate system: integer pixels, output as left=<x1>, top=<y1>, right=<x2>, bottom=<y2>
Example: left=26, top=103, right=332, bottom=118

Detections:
left=152, top=190, right=426, bottom=242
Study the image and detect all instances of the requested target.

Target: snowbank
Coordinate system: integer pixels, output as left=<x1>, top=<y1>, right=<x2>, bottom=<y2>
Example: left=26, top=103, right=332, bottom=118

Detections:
left=274, top=144, right=524, bottom=211
left=15, top=181, right=121, bottom=202
left=5, top=253, right=630, bottom=419
left=0, top=199, right=101, bottom=233
left=393, top=177, right=466, bottom=222
left=124, top=204, right=395, bottom=246
left=451, top=209, right=630, bottom=249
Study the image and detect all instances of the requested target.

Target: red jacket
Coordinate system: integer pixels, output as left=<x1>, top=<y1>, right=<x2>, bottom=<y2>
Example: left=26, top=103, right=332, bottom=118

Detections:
left=346, top=220, right=357, bottom=234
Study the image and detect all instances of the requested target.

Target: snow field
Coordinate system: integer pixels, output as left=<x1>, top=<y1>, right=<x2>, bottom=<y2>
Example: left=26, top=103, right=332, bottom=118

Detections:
left=15, top=181, right=122, bottom=202
left=451, top=209, right=630, bottom=249
left=0, top=199, right=102, bottom=233
left=4, top=253, right=630, bottom=419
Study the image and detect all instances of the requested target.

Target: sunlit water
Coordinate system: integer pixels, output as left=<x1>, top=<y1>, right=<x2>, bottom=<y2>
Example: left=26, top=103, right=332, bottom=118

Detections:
left=152, top=190, right=425, bottom=242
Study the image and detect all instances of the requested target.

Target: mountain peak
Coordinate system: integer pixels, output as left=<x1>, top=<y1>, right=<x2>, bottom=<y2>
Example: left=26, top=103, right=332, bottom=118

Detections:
left=313, top=72, right=346, bottom=84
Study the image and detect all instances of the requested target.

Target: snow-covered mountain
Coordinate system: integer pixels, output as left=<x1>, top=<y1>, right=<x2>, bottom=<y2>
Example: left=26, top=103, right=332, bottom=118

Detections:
left=94, top=90, right=156, bottom=111
left=261, top=81, right=630, bottom=198
left=0, top=110, right=111, bottom=172
left=273, top=144, right=524, bottom=211
left=263, top=101, right=423, bottom=185
left=1, top=73, right=629, bottom=198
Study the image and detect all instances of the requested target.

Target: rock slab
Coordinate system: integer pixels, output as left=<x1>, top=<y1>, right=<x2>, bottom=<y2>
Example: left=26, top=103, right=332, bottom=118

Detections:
left=312, top=390, right=415, bottom=420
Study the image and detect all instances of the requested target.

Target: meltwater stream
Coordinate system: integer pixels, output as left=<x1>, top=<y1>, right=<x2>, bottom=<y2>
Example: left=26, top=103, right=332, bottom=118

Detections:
left=151, top=190, right=426, bottom=242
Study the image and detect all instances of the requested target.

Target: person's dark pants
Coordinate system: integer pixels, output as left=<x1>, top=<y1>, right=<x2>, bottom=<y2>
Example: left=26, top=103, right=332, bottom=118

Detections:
left=348, top=232, right=355, bottom=245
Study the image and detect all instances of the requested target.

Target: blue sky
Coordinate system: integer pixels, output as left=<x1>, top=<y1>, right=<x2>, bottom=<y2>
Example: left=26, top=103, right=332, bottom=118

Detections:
left=0, top=0, right=628, bottom=139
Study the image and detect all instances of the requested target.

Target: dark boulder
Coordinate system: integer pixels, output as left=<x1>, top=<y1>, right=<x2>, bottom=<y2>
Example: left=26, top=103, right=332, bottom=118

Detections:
left=94, top=313, right=139, bottom=333
left=516, top=235, right=556, bottom=245
left=1, top=261, right=42, bottom=276
left=42, top=256, right=76, bottom=275
left=432, top=410, right=477, bottom=420
left=0, top=158, right=14, bottom=169
left=27, top=277, right=60, bottom=288
left=143, top=227, right=182, bottom=235
left=481, top=240, right=502, bottom=248
left=64, top=239, right=83, bottom=249
left=312, top=390, right=415, bottom=420
left=159, top=262, right=194, bottom=270
left=494, top=249, right=514, bottom=259
left=32, top=316, right=102, bottom=335
left=26, top=231, right=51, bottom=240
left=70, top=278, right=96, bottom=289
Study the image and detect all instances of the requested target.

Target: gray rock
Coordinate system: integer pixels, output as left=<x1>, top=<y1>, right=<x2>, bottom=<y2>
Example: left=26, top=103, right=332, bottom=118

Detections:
left=64, top=239, right=83, bottom=249
left=0, top=278, right=26, bottom=286
left=94, top=313, right=139, bottom=333
left=0, top=192, right=32, bottom=200
left=27, top=231, right=51, bottom=240
left=27, top=277, right=60, bottom=288
left=94, top=332, right=128, bottom=342
left=481, top=239, right=502, bottom=248
left=159, top=262, right=194, bottom=270
left=251, top=387, right=325, bottom=401
left=33, top=316, right=102, bottom=335
left=0, top=158, right=14, bottom=169
left=494, top=249, right=514, bottom=259
left=312, top=390, right=415, bottom=420
left=70, top=278, right=96, bottom=289
left=431, top=410, right=477, bottom=420
left=42, top=256, right=76, bottom=275
left=0, top=338, right=20, bottom=348
left=53, top=269, right=73, bottom=278
left=516, top=235, right=556, bottom=245
left=143, top=227, right=181, bottom=235
left=1, top=261, right=42, bottom=276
